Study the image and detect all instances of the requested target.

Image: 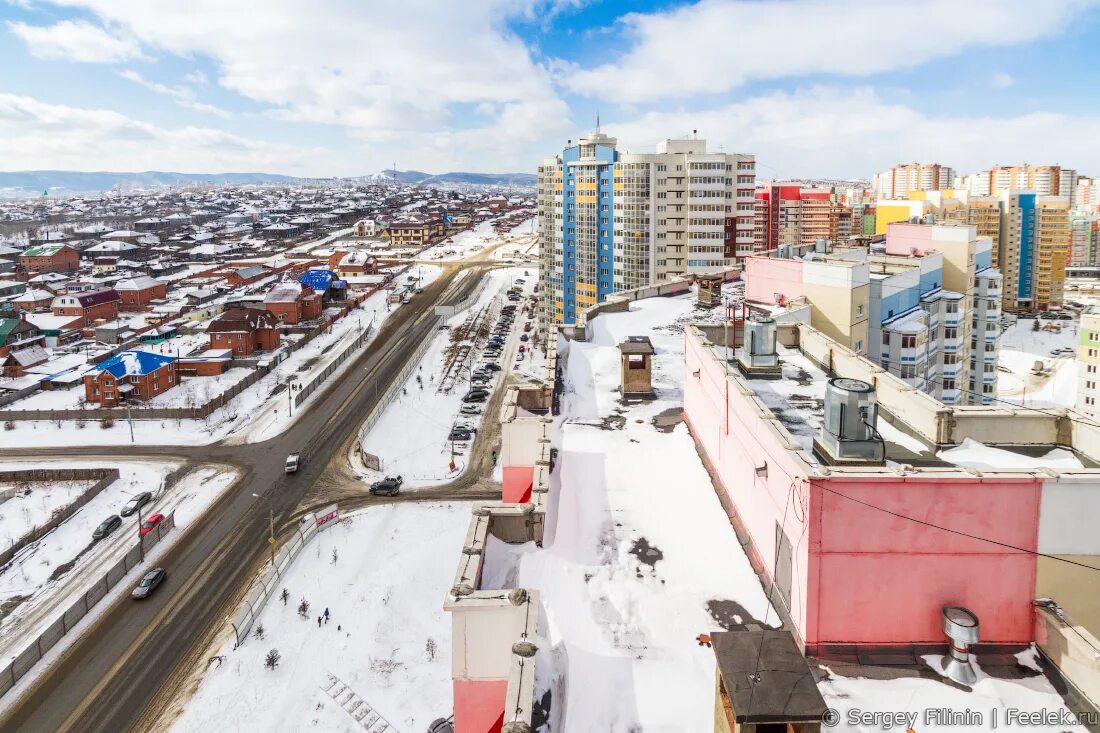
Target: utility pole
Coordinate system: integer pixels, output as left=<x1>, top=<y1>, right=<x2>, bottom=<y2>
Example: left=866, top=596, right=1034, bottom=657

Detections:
left=268, top=507, right=276, bottom=566
left=127, top=405, right=135, bottom=443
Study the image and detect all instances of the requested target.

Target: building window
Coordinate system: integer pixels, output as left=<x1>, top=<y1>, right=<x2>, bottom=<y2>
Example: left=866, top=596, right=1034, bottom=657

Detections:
left=882, top=332, right=890, bottom=346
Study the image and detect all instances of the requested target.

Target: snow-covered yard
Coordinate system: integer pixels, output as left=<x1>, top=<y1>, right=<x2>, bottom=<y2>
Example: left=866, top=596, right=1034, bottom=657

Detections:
left=997, top=316, right=1078, bottom=407
left=357, top=267, right=534, bottom=485
left=489, top=292, right=778, bottom=731
left=170, top=502, right=467, bottom=733
left=0, top=477, right=96, bottom=551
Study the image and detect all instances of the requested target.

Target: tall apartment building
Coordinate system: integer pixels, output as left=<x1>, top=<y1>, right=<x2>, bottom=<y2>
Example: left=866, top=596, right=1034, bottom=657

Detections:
left=976, top=164, right=1078, bottom=200
left=998, top=191, right=1070, bottom=311
left=753, top=185, right=837, bottom=251
left=1078, top=311, right=1100, bottom=418
left=1075, top=176, right=1099, bottom=211
left=929, top=194, right=1002, bottom=266
left=873, top=163, right=954, bottom=200
left=537, top=132, right=755, bottom=325
left=744, top=223, right=1001, bottom=405
left=1070, top=212, right=1100, bottom=267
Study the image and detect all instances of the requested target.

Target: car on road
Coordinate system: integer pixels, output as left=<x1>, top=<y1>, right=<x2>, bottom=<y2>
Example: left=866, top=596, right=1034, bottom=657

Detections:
left=132, top=568, right=167, bottom=600
left=120, top=492, right=152, bottom=517
left=460, top=404, right=482, bottom=415
left=93, top=515, right=122, bottom=541
left=370, top=475, right=403, bottom=496
left=285, top=453, right=301, bottom=473
left=140, top=513, right=165, bottom=538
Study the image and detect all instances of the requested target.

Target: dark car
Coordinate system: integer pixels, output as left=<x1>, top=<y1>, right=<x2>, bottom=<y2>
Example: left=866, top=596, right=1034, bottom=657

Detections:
left=120, top=492, right=152, bottom=517
left=370, top=475, right=404, bottom=496
left=93, top=515, right=122, bottom=541
left=449, top=429, right=473, bottom=441
left=462, top=392, right=488, bottom=403
left=132, top=568, right=167, bottom=600
left=520, top=334, right=529, bottom=342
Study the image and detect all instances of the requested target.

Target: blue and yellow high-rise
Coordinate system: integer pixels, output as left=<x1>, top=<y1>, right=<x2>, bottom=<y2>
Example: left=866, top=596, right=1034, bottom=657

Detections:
left=538, top=132, right=755, bottom=325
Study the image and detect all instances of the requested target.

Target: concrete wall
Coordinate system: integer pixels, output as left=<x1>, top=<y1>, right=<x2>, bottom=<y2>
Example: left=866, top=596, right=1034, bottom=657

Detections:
left=745, top=256, right=804, bottom=305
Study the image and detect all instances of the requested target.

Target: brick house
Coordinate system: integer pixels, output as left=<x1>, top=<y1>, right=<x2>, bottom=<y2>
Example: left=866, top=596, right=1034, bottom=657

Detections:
left=207, top=307, right=280, bottom=355
left=115, top=276, right=168, bottom=310
left=50, top=288, right=121, bottom=327
left=0, top=317, right=46, bottom=377
left=384, top=220, right=433, bottom=247
left=226, top=265, right=270, bottom=287
left=11, top=288, right=54, bottom=313
left=17, top=244, right=79, bottom=280
left=329, top=250, right=377, bottom=277
left=263, top=282, right=323, bottom=325
left=83, top=351, right=178, bottom=406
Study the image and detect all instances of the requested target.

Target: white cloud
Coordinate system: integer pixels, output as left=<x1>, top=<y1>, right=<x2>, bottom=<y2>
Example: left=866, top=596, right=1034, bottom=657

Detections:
left=6, top=19, right=143, bottom=63
left=991, top=72, right=1017, bottom=88
left=117, top=69, right=228, bottom=117
left=563, top=0, right=1098, bottom=101
left=35, top=0, right=573, bottom=171
left=0, top=93, right=320, bottom=172
left=603, top=87, right=1100, bottom=178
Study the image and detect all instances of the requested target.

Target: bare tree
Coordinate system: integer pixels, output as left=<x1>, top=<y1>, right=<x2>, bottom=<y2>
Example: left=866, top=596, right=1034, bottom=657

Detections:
left=297, top=599, right=310, bottom=618
left=264, top=648, right=280, bottom=670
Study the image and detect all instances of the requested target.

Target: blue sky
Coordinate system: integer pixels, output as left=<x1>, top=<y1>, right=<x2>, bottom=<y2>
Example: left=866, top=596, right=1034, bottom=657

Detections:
left=2, top=0, right=1100, bottom=178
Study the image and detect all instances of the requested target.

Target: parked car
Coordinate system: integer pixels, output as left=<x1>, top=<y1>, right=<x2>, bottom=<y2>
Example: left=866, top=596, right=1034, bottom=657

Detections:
left=93, top=515, right=122, bottom=541
left=481, top=362, right=501, bottom=371
left=132, top=568, right=167, bottom=600
left=520, top=334, right=529, bottom=342
left=370, top=475, right=404, bottom=496
left=285, top=453, right=301, bottom=473
left=524, top=322, right=532, bottom=332
left=449, top=429, right=473, bottom=441
left=460, top=404, right=482, bottom=416
left=121, top=492, right=152, bottom=517
left=140, top=513, right=165, bottom=537
left=462, top=392, right=488, bottom=403
left=519, top=345, right=526, bottom=353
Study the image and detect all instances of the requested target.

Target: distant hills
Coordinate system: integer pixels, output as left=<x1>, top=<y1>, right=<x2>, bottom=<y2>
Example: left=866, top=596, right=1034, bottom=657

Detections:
left=0, top=169, right=537, bottom=198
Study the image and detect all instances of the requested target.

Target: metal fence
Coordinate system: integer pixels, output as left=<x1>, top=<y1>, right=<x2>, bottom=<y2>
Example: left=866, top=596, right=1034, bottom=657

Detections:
left=229, top=505, right=339, bottom=646
left=0, top=510, right=176, bottom=699
left=294, top=323, right=374, bottom=408
left=0, top=468, right=120, bottom=568
left=356, top=316, right=439, bottom=443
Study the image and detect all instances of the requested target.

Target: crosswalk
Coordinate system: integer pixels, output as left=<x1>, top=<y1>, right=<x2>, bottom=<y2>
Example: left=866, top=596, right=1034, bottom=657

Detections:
left=320, top=673, right=397, bottom=733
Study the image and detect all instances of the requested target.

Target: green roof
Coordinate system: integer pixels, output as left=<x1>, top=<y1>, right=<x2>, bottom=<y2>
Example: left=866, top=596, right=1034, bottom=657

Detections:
left=21, top=244, right=67, bottom=257
left=0, top=318, right=29, bottom=347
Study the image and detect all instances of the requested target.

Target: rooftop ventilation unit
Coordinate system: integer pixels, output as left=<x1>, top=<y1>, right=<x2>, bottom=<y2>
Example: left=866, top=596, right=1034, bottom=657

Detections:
left=777, top=244, right=792, bottom=260
left=815, top=238, right=827, bottom=254
left=813, top=378, right=885, bottom=465
left=941, top=606, right=980, bottom=685
left=735, top=317, right=781, bottom=379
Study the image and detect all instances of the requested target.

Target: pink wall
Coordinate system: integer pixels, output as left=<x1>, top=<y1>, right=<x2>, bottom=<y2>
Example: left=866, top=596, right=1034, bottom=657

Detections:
left=502, top=466, right=534, bottom=503
left=683, top=327, right=1043, bottom=648
left=454, top=679, right=506, bottom=733
left=884, top=222, right=934, bottom=257
left=744, top=257, right=805, bottom=306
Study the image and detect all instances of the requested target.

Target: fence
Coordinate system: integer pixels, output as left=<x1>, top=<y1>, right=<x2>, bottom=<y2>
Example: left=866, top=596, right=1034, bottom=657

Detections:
left=230, top=504, right=340, bottom=646
left=356, top=316, right=440, bottom=444
left=0, top=510, right=176, bottom=699
left=294, top=323, right=374, bottom=408
left=0, top=468, right=120, bottom=568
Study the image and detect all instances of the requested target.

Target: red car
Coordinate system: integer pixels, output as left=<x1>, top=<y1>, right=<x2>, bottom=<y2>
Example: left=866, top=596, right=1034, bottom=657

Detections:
left=140, top=513, right=165, bottom=537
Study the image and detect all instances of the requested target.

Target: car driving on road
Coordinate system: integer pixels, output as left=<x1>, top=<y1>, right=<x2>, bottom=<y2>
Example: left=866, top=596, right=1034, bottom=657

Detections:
left=285, top=453, right=301, bottom=473
left=369, top=475, right=404, bottom=496
left=120, top=492, right=152, bottom=517
left=131, top=568, right=167, bottom=600
left=93, top=515, right=122, bottom=541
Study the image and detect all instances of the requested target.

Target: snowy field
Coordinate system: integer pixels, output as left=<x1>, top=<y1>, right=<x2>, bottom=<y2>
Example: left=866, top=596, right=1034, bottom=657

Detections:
left=357, top=267, right=534, bottom=485
left=0, top=477, right=95, bottom=551
left=997, top=317, right=1078, bottom=407
left=491, top=291, right=779, bottom=731
left=2, top=367, right=253, bottom=411
left=170, top=502, right=467, bottom=733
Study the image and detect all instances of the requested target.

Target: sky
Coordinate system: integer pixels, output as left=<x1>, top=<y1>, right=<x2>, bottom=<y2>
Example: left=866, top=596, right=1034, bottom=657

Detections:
left=2, top=0, right=1100, bottom=178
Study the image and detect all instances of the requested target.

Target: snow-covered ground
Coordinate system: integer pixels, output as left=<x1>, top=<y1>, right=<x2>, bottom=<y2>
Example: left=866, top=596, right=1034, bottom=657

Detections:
left=0, top=477, right=95, bottom=551
left=356, top=267, right=534, bottom=485
left=0, top=459, right=238, bottom=679
left=3, top=367, right=253, bottom=411
left=170, top=502, right=467, bottom=733
left=820, top=646, right=1087, bottom=733
left=997, top=317, right=1078, bottom=407
left=492, top=291, right=778, bottom=731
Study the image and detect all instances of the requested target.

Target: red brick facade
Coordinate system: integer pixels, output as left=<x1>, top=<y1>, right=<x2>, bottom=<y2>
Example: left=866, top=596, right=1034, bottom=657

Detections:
left=83, top=361, right=178, bottom=406
left=207, top=307, right=280, bottom=356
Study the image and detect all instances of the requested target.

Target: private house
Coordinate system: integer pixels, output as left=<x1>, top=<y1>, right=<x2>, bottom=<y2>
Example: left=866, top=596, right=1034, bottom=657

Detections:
left=0, top=317, right=46, bottom=377
left=384, top=219, right=433, bottom=248
left=83, top=350, right=178, bottom=406
left=263, top=282, right=323, bottom=325
left=17, top=244, right=79, bottom=279
left=298, top=268, right=346, bottom=302
left=226, top=265, right=270, bottom=287
left=51, top=288, right=121, bottom=327
left=11, top=288, right=55, bottom=313
left=115, top=276, right=168, bottom=310
left=329, top=250, right=377, bottom=277
left=352, top=219, right=380, bottom=237
left=206, top=307, right=280, bottom=355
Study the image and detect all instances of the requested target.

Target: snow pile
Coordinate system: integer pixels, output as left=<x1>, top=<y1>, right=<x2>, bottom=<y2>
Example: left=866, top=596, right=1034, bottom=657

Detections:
left=171, top=503, right=468, bottom=733
left=516, top=293, right=777, bottom=731
left=998, top=318, right=1079, bottom=408
left=938, top=438, right=1083, bottom=471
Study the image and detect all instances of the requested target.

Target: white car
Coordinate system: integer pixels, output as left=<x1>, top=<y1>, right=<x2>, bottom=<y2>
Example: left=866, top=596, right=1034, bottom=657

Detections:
left=285, top=453, right=301, bottom=473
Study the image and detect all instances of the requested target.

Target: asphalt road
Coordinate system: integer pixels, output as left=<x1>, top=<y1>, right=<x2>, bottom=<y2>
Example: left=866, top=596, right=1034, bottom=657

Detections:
left=0, top=263, right=497, bottom=733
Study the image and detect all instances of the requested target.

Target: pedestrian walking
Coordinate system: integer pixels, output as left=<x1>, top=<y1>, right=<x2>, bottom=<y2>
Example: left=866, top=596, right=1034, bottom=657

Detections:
left=324, top=608, right=330, bottom=621
left=317, top=616, right=322, bottom=627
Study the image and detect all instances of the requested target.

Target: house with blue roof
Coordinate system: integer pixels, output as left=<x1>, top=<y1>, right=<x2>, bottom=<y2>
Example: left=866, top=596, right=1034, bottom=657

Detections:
left=298, top=268, right=347, bottom=302
left=83, top=350, right=178, bottom=406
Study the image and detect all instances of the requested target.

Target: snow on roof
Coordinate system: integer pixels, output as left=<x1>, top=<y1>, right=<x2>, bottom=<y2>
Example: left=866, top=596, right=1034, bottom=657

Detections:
left=264, top=282, right=307, bottom=303
left=115, top=276, right=163, bottom=291
left=938, top=438, right=1084, bottom=471
left=92, top=350, right=175, bottom=378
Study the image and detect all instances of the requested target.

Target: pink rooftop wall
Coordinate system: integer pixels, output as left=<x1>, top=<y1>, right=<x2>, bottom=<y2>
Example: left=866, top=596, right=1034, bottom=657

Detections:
left=683, top=326, right=1042, bottom=647
left=884, top=222, right=935, bottom=256
left=744, top=256, right=805, bottom=306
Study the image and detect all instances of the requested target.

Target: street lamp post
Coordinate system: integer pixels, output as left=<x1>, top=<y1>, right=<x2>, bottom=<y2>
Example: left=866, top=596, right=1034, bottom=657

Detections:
left=252, top=493, right=276, bottom=566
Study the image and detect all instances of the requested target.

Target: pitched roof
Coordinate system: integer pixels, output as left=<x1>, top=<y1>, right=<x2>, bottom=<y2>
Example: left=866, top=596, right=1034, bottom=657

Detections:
left=264, top=282, right=310, bottom=303
left=59, top=288, right=121, bottom=307
left=233, top=265, right=268, bottom=280
left=92, top=350, right=175, bottom=379
left=0, top=318, right=39, bottom=346
left=207, top=306, right=278, bottom=333
left=299, top=268, right=335, bottom=292
left=21, top=244, right=72, bottom=257
left=114, top=276, right=164, bottom=291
